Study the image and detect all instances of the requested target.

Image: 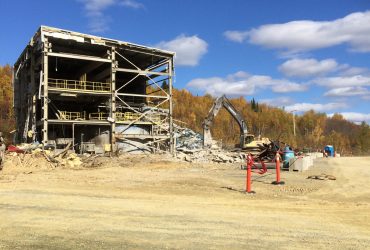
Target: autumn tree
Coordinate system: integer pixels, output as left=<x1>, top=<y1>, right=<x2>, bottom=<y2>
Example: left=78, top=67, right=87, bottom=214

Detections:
left=0, top=64, right=15, bottom=142
left=1, top=63, right=369, bottom=155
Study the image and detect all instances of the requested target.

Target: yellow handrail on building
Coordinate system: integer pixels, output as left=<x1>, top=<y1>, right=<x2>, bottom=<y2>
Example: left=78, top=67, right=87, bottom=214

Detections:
left=115, top=112, right=125, bottom=121
left=115, top=111, right=162, bottom=124
left=89, top=112, right=108, bottom=120
left=59, top=111, right=85, bottom=120
left=49, top=78, right=111, bottom=92
left=124, top=112, right=141, bottom=121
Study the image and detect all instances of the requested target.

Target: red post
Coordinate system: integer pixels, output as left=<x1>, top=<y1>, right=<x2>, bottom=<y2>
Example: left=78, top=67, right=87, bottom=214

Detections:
left=247, top=159, right=251, bottom=193
left=276, top=153, right=281, bottom=182
left=246, top=154, right=255, bottom=193
left=272, top=152, right=285, bottom=185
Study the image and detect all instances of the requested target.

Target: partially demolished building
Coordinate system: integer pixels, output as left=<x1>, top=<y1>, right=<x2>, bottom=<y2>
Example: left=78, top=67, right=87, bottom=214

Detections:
left=14, top=26, right=175, bottom=154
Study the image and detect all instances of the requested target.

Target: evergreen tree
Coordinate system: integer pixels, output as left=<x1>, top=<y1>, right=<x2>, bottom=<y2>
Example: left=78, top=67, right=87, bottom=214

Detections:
left=250, top=98, right=256, bottom=111
left=161, top=80, right=169, bottom=90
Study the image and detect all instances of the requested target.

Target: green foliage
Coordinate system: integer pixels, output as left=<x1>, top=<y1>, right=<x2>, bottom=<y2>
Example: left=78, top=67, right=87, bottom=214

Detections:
left=161, top=80, right=169, bottom=90
left=250, top=97, right=260, bottom=112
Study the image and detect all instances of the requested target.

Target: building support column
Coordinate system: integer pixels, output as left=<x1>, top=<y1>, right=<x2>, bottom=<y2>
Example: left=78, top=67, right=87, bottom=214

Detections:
left=30, top=48, right=36, bottom=143
left=169, top=58, right=174, bottom=155
left=42, top=38, right=49, bottom=144
left=111, top=48, right=117, bottom=153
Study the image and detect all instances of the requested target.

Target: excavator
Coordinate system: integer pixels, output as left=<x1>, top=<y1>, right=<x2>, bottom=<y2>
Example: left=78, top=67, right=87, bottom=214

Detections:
left=203, top=95, right=274, bottom=156
left=203, top=95, right=256, bottom=148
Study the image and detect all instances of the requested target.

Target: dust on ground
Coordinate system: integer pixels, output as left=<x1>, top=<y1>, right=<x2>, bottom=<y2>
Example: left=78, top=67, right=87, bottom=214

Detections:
left=0, top=153, right=369, bottom=249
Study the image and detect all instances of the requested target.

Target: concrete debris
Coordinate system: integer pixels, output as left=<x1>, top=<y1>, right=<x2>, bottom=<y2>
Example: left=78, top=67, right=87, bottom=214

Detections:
left=4, top=143, right=84, bottom=169
left=176, top=148, right=244, bottom=164
left=17, top=142, right=41, bottom=152
left=60, top=153, right=83, bottom=168
left=173, top=125, right=243, bottom=164
left=175, top=127, right=203, bottom=151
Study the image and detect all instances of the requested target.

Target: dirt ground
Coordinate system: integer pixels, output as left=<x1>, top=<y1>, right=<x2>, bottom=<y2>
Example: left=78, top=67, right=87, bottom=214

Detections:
left=0, top=154, right=369, bottom=249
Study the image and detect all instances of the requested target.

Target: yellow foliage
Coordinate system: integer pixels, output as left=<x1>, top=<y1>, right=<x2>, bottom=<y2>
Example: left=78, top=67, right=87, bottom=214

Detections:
left=172, top=89, right=370, bottom=155
left=0, top=64, right=369, bottom=155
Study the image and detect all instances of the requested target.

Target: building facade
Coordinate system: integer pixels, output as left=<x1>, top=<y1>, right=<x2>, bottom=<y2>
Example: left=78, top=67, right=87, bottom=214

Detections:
left=14, top=26, right=175, bottom=154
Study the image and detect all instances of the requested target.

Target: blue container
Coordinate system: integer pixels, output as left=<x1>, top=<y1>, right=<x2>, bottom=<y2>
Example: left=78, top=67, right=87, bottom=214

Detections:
left=283, top=146, right=295, bottom=168
left=324, top=145, right=335, bottom=157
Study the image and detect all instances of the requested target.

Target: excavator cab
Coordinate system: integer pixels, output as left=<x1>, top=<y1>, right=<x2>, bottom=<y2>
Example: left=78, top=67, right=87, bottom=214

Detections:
left=242, top=134, right=255, bottom=146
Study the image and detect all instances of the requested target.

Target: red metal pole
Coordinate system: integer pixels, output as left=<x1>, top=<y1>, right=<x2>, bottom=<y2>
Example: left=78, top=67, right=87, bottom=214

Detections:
left=276, top=154, right=281, bottom=182
left=272, top=152, right=285, bottom=185
left=247, top=159, right=251, bottom=193
left=246, top=154, right=255, bottom=193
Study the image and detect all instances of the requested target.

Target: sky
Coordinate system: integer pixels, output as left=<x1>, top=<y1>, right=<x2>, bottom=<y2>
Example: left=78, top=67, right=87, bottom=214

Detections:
left=1, top=0, right=370, bottom=123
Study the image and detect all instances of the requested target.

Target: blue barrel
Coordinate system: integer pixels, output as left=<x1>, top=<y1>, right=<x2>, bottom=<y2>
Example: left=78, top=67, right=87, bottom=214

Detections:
left=283, top=146, right=295, bottom=168
left=324, top=145, right=335, bottom=157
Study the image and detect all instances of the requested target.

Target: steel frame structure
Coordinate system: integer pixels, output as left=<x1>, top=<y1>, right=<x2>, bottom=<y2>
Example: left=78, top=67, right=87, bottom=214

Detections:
left=14, top=26, right=175, bottom=154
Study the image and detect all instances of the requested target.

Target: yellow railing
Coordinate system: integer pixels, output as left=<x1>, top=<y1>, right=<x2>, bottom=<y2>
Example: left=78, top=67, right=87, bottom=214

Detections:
left=89, top=112, right=108, bottom=120
left=49, top=78, right=111, bottom=92
left=116, top=112, right=161, bottom=124
left=116, top=112, right=141, bottom=122
left=57, top=110, right=162, bottom=124
left=124, top=112, right=141, bottom=121
left=115, top=112, right=125, bottom=121
left=59, top=111, right=85, bottom=120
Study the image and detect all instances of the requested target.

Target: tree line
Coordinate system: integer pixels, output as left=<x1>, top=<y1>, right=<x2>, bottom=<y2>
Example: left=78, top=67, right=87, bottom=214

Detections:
left=1, top=64, right=369, bottom=155
left=173, top=89, right=370, bottom=155
left=0, top=65, right=15, bottom=141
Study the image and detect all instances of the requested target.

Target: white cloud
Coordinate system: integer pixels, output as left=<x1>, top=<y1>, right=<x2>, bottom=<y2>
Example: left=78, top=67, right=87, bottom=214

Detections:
left=119, top=0, right=144, bottom=9
left=314, top=75, right=370, bottom=88
left=156, top=34, right=208, bottom=66
left=223, top=30, right=249, bottom=43
left=329, top=112, right=370, bottom=123
left=338, top=65, right=369, bottom=76
left=271, top=82, right=308, bottom=93
left=78, top=0, right=144, bottom=33
left=187, top=71, right=306, bottom=96
left=260, top=97, right=294, bottom=107
left=87, top=15, right=112, bottom=33
left=225, top=11, right=370, bottom=53
left=324, top=86, right=370, bottom=97
left=285, top=102, right=347, bottom=112
left=279, top=58, right=338, bottom=77
left=80, top=0, right=115, bottom=16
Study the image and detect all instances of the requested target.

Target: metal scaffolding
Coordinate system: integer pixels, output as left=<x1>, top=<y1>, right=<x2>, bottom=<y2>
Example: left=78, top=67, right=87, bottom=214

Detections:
left=13, top=26, right=175, bottom=154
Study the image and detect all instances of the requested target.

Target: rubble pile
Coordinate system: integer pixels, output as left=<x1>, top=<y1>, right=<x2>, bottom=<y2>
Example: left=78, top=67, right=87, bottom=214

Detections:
left=175, top=127, right=203, bottom=151
left=176, top=149, right=244, bottom=163
left=173, top=125, right=244, bottom=164
left=6, top=143, right=84, bottom=168
left=2, top=124, right=247, bottom=167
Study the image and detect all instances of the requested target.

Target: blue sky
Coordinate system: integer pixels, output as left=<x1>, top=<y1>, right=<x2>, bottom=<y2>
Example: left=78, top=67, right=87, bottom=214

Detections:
left=1, top=0, right=370, bottom=122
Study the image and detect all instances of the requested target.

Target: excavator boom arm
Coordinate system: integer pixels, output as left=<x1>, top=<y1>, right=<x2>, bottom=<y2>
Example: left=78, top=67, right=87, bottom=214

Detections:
left=203, top=95, right=250, bottom=148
